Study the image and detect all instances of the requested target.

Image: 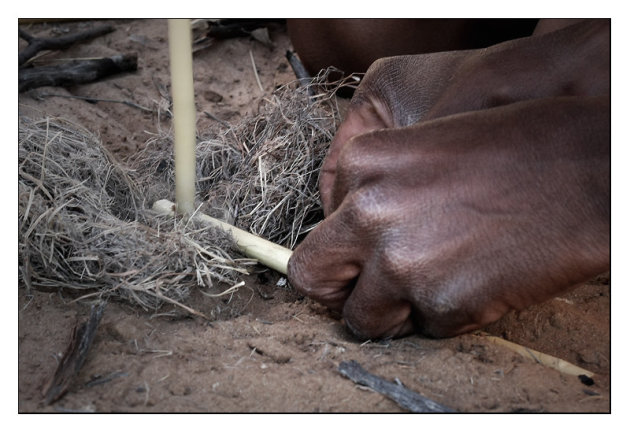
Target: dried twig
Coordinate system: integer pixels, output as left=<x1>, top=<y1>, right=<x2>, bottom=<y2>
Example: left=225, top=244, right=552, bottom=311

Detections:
left=286, top=50, right=313, bottom=95
left=19, top=25, right=115, bottom=66
left=84, top=370, right=128, bottom=388
left=249, top=50, right=264, bottom=93
left=19, top=54, right=138, bottom=92
left=43, top=303, right=106, bottom=404
left=338, top=360, right=456, bottom=413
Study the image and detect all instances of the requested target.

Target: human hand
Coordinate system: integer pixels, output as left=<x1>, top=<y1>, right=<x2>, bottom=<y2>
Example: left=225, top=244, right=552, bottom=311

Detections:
left=288, top=20, right=610, bottom=339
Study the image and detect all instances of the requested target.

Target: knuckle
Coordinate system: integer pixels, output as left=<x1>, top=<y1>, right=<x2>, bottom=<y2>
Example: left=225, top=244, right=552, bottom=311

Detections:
left=378, top=246, right=419, bottom=281
left=335, top=132, right=395, bottom=188
left=410, top=281, right=483, bottom=338
left=342, top=187, right=393, bottom=231
left=423, top=290, right=467, bottom=321
left=332, top=136, right=381, bottom=211
left=335, top=137, right=373, bottom=184
left=365, top=56, right=400, bottom=78
left=352, top=57, right=412, bottom=125
left=335, top=137, right=362, bottom=174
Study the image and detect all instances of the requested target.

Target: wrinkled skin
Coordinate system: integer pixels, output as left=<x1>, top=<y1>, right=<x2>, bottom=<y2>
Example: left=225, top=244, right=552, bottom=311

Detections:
left=287, top=19, right=610, bottom=339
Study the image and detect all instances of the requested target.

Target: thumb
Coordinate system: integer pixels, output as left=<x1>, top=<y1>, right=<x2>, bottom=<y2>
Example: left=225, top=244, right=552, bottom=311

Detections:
left=287, top=207, right=365, bottom=312
left=341, top=253, right=416, bottom=340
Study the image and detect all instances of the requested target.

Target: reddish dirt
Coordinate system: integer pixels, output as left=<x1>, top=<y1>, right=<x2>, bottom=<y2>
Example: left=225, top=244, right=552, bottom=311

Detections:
left=18, top=19, right=610, bottom=413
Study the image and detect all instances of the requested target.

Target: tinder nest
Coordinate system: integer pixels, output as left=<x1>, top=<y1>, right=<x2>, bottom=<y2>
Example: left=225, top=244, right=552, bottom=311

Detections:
left=18, top=71, right=350, bottom=316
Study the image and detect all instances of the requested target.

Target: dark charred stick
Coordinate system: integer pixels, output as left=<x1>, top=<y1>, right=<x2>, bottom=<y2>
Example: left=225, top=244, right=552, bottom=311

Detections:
left=84, top=370, right=128, bottom=388
left=19, top=54, right=137, bottom=92
left=18, top=28, right=35, bottom=43
left=43, top=303, right=106, bottom=405
left=285, top=50, right=314, bottom=96
left=338, top=360, right=456, bottom=413
left=19, top=25, right=115, bottom=66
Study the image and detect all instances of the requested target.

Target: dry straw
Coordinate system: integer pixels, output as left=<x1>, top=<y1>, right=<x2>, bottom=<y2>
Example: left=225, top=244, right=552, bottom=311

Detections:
left=134, top=69, right=353, bottom=249
left=18, top=70, right=353, bottom=315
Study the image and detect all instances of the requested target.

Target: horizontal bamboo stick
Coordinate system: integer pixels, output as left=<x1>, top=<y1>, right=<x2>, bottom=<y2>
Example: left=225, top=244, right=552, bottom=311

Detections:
left=152, top=199, right=293, bottom=275
left=476, top=331, right=595, bottom=378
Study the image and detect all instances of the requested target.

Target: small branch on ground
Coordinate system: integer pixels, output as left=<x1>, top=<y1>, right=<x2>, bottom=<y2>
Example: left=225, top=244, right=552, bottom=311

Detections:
left=19, top=54, right=138, bottom=92
left=43, top=303, right=106, bottom=405
left=19, top=25, right=115, bottom=66
left=338, top=360, right=456, bottom=413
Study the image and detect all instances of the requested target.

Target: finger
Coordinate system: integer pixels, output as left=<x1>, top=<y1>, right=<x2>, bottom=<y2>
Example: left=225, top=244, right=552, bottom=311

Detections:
left=328, top=126, right=443, bottom=215
left=328, top=129, right=403, bottom=214
left=320, top=52, right=471, bottom=215
left=340, top=252, right=416, bottom=340
left=287, top=205, right=366, bottom=312
left=320, top=99, right=391, bottom=215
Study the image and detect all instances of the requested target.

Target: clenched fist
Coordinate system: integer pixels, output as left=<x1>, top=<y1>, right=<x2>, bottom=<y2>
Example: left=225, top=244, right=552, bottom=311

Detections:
left=287, top=20, right=610, bottom=339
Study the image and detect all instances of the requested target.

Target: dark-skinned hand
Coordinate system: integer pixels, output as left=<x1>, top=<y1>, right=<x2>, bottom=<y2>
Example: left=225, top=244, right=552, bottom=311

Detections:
left=287, top=20, right=610, bottom=339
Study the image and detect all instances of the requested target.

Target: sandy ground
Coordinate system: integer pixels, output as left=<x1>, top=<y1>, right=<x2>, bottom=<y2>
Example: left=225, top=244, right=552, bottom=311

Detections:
left=17, top=19, right=610, bottom=414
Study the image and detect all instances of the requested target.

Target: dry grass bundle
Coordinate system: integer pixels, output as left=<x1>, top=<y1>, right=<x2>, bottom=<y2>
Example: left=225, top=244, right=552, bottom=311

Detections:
left=134, top=69, right=351, bottom=248
left=18, top=70, right=350, bottom=314
left=18, top=117, right=252, bottom=314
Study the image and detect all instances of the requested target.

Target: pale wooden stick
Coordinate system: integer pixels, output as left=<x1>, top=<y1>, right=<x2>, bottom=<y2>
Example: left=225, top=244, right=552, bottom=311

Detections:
left=249, top=49, right=264, bottom=93
left=476, top=331, right=595, bottom=378
left=168, top=19, right=196, bottom=216
left=153, top=199, right=293, bottom=275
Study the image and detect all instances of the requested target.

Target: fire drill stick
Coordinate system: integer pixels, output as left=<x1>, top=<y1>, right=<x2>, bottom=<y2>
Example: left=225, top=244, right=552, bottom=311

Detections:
left=168, top=19, right=196, bottom=216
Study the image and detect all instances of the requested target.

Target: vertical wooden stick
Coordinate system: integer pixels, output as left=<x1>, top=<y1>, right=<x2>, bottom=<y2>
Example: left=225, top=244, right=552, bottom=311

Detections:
left=168, top=19, right=196, bottom=216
